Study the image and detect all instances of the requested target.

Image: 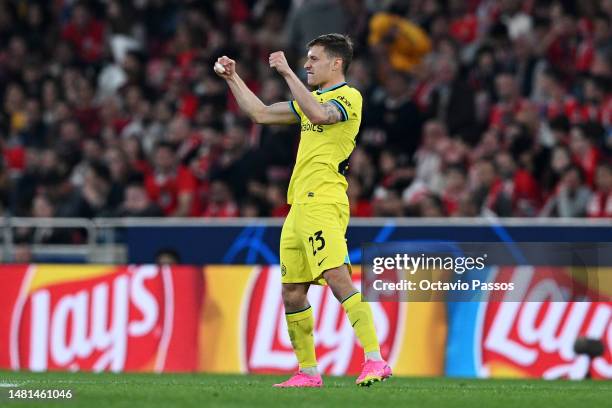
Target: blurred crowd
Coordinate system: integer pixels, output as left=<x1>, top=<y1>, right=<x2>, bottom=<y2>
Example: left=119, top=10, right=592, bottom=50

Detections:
left=0, top=0, right=611, bottom=244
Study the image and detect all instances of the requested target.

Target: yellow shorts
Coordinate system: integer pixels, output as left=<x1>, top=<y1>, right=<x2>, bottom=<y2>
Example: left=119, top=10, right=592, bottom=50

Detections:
left=280, top=203, right=351, bottom=285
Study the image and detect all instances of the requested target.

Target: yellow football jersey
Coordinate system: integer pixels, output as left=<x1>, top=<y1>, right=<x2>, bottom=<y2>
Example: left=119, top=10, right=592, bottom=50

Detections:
left=287, top=82, right=362, bottom=205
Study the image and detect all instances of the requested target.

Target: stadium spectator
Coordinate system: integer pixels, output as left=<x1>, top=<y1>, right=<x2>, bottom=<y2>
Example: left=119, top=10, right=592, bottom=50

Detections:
left=496, top=149, right=541, bottom=216
left=543, top=144, right=573, bottom=196
left=580, top=74, right=612, bottom=127
left=252, top=77, right=297, bottom=169
left=587, top=162, right=612, bottom=217
left=73, top=160, right=122, bottom=218
left=155, top=248, right=181, bottom=265
left=489, top=71, right=529, bottom=130
left=539, top=68, right=580, bottom=122
left=145, top=142, right=198, bottom=217
left=285, top=0, right=347, bottom=58
left=372, top=150, right=411, bottom=216
left=14, top=193, right=72, bottom=244
left=347, top=175, right=373, bottom=217
left=468, top=46, right=497, bottom=111
left=266, top=182, right=290, bottom=218
left=424, top=55, right=477, bottom=143
left=202, top=180, right=239, bottom=218
left=569, top=122, right=603, bottom=186
left=115, top=178, right=164, bottom=218
left=366, top=70, right=422, bottom=156
left=402, top=120, right=448, bottom=203
left=209, top=121, right=263, bottom=202
left=422, top=193, right=446, bottom=217
left=240, top=197, right=264, bottom=217
left=471, top=158, right=513, bottom=217
left=0, top=0, right=609, bottom=221
left=440, top=164, right=468, bottom=216
left=348, top=147, right=376, bottom=200
left=368, top=1, right=432, bottom=72
left=255, top=5, right=289, bottom=58
left=540, top=165, right=592, bottom=217
left=61, top=2, right=106, bottom=64
left=71, top=138, right=104, bottom=187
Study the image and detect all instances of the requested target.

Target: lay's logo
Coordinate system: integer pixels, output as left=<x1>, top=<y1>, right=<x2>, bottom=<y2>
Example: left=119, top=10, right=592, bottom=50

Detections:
left=8, top=265, right=175, bottom=372
left=479, top=266, right=612, bottom=379
left=243, top=266, right=404, bottom=375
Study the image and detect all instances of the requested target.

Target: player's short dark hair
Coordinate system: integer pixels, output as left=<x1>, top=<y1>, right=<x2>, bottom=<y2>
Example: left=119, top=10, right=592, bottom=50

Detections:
left=307, top=33, right=353, bottom=74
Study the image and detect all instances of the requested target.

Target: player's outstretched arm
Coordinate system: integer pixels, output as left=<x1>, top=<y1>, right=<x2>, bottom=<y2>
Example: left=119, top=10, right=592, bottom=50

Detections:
left=214, top=56, right=298, bottom=125
left=269, top=51, right=343, bottom=125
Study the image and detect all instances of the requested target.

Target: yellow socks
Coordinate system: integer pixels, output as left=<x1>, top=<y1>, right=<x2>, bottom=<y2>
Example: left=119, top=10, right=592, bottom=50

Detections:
left=285, top=306, right=318, bottom=370
left=285, top=294, right=381, bottom=372
left=342, top=292, right=381, bottom=355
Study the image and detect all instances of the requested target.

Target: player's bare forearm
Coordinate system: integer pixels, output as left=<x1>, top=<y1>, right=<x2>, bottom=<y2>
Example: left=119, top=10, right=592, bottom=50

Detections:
left=215, top=56, right=296, bottom=125
left=225, top=74, right=267, bottom=122
left=226, top=75, right=297, bottom=124
left=281, top=70, right=333, bottom=124
left=269, top=51, right=342, bottom=125
left=227, top=76, right=297, bottom=124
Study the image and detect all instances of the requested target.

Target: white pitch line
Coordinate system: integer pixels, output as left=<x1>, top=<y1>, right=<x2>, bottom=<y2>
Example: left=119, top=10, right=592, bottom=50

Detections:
left=0, top=382, right=20, bottom=387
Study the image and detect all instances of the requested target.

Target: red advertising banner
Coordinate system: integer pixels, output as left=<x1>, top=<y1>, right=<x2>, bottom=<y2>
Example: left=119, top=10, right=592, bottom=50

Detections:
left=446, top=266, right=612, bottom=379
left=480, top=266, right=611, bottom=379
left=199, top=265, right=448, bottom=376
left=481, top=299, right=612, bottom=379
left=0, top=265, right=202, bottom=372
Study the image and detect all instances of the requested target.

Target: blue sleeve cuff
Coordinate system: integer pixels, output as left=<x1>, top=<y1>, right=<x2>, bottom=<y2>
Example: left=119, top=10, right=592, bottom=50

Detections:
left=329, top=99, right=349, bottom=121
left=288, top=101, right=300, bottom=121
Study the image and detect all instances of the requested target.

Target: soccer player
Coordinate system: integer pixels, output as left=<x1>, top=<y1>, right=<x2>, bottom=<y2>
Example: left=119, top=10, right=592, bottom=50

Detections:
left=215, top=33, right=391, bottom=387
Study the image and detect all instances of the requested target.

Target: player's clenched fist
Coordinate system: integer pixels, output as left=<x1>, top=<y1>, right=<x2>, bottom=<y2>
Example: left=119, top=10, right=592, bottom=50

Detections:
left=269, top=51, right=291, bottom=76
left=214, top=56, right=235, bottom=79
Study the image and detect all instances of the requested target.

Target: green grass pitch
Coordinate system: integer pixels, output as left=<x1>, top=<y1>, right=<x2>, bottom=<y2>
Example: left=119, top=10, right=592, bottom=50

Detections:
left=0, top=371, right=610, bottom=408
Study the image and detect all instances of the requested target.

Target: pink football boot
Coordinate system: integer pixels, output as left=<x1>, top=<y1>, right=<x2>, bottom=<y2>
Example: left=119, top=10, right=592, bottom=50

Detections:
left=356, top=360, right=392, bottom=386
left=273, top=371, right=323, bottom=388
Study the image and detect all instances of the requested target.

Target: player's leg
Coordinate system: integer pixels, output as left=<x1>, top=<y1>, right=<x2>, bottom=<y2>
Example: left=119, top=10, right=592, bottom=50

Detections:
left=300, top=203, right=383, bottom=362
left=281, top=282, right=318, bottom=375
left=274, top=206, right=322, bottom=388
left=323, top=266, right=381, bottom=359
left=308, top=202, right=391, bottom=386
left=275, top=282, right=322, bottom=388
left=324, top=265, right=392, bottom=386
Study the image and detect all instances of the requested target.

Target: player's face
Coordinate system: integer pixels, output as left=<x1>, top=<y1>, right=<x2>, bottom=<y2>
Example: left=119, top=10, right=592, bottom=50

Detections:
left=304, top=45, right=338, bottom=87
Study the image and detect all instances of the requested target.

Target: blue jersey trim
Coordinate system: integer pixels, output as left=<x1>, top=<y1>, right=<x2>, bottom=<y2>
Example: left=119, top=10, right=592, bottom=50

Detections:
left=288, top=101, right=300, bottom=121
left=316, top=81, right=347, bottom=94
left=329, top=99, right=349, bottom=121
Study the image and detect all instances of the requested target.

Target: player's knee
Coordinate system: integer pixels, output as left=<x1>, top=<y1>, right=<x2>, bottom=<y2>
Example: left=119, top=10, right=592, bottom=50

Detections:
left=323, top=265, right=355, bottom=300
left=281, top=283, right=308, bottom=311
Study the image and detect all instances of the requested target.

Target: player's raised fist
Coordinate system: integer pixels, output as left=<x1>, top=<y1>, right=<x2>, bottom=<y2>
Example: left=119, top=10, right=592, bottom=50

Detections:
left=214, top=56, right=235, bottom=79
left=269, top=51, right=291, bottom=76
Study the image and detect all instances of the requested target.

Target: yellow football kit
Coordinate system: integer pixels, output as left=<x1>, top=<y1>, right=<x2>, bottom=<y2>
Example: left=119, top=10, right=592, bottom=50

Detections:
left=280, top=82, right=362, bottom=284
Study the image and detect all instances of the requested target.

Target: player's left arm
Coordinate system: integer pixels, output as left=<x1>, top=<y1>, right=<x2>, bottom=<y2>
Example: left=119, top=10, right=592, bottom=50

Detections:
left=269, top=51, right=344, bottom=125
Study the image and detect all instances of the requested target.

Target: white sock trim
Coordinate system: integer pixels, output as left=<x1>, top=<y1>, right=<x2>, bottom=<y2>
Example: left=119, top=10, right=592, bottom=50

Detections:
left=365, top=350, right=383, bottom=361
left=300, top=366, right=319, bottom=376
